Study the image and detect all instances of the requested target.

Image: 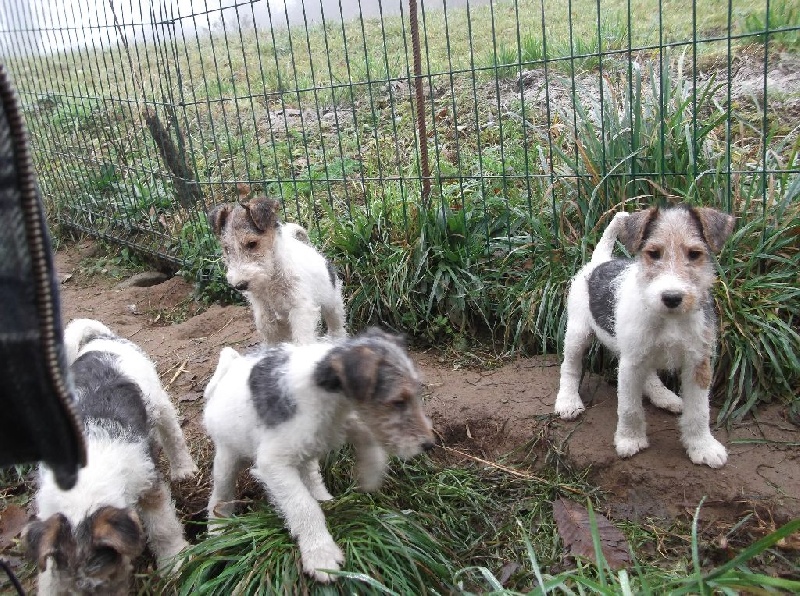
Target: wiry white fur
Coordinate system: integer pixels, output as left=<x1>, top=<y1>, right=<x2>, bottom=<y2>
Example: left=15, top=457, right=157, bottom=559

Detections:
left=225, top=223, right=346, bottom=345
left=36, top=430, right=156, bottom=524
left=34, top=318, right=197, bottom=592
left=555, top=211, right=728, bottom=468
left=65, top=319, right=198, bottom=480
left=204, top=335, right=434, bottom=583
left=204, top=343, right=352, bottom=583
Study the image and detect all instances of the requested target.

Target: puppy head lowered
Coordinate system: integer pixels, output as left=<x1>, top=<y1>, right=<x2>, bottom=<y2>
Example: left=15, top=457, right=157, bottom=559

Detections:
left=207, top=196, right=283, bottom=290
left=24, top=507, right=145, bottom=595
left=314, top=328, right=435, bottom=458
left=620, top=205, right=734, bottom=315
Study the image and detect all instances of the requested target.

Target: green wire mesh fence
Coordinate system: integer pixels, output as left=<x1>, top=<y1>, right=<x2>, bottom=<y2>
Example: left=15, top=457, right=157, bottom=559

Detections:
left=0, top=0, right=797, bottom=292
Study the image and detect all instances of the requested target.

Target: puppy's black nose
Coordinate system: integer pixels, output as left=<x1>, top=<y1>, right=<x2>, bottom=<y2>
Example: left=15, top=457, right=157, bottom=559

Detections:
left=662, top=291, right=683, bottom=308
left=422, top=441, right=436, bottom=452
left=234, top=281, right=249, bottom=292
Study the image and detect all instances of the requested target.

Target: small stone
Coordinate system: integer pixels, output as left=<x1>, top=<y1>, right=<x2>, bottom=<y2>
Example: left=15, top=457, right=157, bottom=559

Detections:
left=116, top=271, right=169, bottom=289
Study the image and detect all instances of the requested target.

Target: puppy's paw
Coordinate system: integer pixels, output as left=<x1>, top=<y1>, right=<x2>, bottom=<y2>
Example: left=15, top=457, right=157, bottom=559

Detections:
left=647, top=389, right=683, bottom=414
left=171, top=461, right=199, bottom=481
left=614, top=434, right=649, bottom=458
left=302, top=541, right=345, bottom=583
left=158, top=540, right=189, bottom=571
left=686, top=437, right=727, bottom=468
left=554, top=390, right=585, bottom=420
left=309, top=485, right=334, bottom=502
left=356, top=474, right=384, bottom=493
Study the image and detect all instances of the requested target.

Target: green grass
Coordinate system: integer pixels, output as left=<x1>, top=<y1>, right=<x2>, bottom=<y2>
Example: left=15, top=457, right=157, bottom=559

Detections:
left=742, top=0, right=800, bottom=50
left=149, top=452, right=799, bottom=594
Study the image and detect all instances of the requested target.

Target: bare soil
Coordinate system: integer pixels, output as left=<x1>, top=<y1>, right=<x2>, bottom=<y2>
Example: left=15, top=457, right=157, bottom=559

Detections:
left=53, top=241, right=800, bottom=530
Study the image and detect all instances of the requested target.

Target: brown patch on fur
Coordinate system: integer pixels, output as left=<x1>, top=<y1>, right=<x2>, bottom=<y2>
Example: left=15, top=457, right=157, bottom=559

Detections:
left=621, top=207, right=659, bottom=253
left=237, top=183, right=252, bottom=200
left=694, top=358, right=712, bottom=389
left=246, top=196, right=281, bottom=232
left=680, top=291, right=697, bottom=311
left=24, top=514, right=75, bottom=569
left=691, top=207, right=736, bottom=253
left=355, top=376, right=435, bottom=457
left=208, top=204, right=231, bottom=237
left=326, top=345, right=381, bottom=401
left=138, top=485, right=166, bottom=511
left=89, top=507, right=145, bottom=558
left=213, top=201, right=281, bottom=260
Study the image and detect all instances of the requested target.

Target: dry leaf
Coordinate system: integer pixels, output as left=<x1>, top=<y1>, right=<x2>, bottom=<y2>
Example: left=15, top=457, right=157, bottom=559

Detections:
left=553, top=498, right=631, bottom=570
left=0, top=504, right=29, bottom=550
left=496, top=561, right=520, bottom=586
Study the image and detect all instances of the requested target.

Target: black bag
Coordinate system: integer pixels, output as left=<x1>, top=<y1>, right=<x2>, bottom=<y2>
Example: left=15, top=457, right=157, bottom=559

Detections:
left=0, top=63, right=84, bottom=490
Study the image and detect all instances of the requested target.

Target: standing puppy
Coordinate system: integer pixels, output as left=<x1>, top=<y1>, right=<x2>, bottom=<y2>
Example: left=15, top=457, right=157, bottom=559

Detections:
left=208, top=195, right=346, bottom=345
left=554, top=206, right=735, bottom=467
left=204, top=328, right=436, bottom=582
left=25, top=319, right=198, bottom=595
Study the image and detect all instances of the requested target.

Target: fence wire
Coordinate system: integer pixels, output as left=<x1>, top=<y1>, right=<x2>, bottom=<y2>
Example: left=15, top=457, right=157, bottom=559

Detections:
left=0, top=0, right=797, bottom=274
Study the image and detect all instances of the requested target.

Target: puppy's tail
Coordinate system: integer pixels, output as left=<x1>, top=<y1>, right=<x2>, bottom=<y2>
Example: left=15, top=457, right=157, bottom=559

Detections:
left=63, top=318, right=115, bottom=366
left=283, top=221, right=311, bottom=245
left=204, top=347, right=241, bottom=400
left=590, top=212, right=630, bottom=266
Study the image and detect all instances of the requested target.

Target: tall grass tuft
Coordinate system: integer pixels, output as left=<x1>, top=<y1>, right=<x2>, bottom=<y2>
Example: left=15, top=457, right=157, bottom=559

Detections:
left=553, top=49, right=729, bottom=239
left=715, top=192, right=800, bottom=422
left=163, top=498, right=456, bottom=595
left=741, top=0, right=800, bottom=51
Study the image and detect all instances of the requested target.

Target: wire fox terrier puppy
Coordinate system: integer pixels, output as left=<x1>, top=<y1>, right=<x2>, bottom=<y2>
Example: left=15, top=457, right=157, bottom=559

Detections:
left=25, top=319, right=198, bottom=595
left=203, top=328, right=436, bottom=582
left=208, top=191, right=346, bottom=345
left=554, top=205, right=735, bottom=468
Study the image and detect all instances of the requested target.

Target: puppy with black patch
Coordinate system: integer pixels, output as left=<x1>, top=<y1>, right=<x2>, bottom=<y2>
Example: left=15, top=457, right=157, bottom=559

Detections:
left=203, top=328, right=436, bottom=582
left=25, top=319, right=198, bottom=595
left=554, top=206, right=735, bottom=467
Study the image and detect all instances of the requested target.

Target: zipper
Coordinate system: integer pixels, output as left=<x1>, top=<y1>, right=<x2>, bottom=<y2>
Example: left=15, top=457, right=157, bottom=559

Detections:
left=0, top=62, right=86, bottom=487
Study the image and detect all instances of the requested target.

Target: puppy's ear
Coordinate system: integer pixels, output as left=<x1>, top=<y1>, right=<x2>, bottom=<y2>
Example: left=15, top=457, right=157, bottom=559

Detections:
left=88, top=507, right=145, bottom=559
left=237, top=182, right=252, bottom=200
left=361, top=327, right=407, bottom=350
left=24, top=514, right=75, bottom=570
left=691, top=207, right=735, bottom=253
left=247, top=197, right=281, bottom=232
left=621, top=207, right=659, bottom=254
left=314, top=345, right=381, bottom=401
left=288, top=223, right=310, bottom=244
left=208, top=204, right=231, bottom=237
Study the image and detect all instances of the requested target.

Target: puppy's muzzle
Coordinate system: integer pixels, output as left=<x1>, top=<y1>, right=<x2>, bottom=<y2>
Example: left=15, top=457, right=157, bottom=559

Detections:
left=234, top=280, right=249, bottom=292
left=422, top=440, right=436, bottom=452
left=661, top=291, right=683, bottom=309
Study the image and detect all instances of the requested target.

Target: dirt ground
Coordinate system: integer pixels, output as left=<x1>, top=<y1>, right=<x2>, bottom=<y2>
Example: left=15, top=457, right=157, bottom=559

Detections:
left=53, top=240, right=800, bottom=530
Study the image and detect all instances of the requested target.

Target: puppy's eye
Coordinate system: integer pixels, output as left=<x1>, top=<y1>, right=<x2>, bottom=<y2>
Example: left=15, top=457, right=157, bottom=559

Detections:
left=687, top=249, right=703, bottom=261
left=245, top=240, right=258, bottom=250
left=390, top=399, right=407, bottom=411
left=646, top=249, right=661, bottom=260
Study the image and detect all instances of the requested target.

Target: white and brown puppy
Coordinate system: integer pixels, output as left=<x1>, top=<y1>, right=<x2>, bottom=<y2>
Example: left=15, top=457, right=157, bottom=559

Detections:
left=554, top=206, right=735, bottom=468
left=25, top=319, right=197, bottom=595
left=208, top=194, right=346, bottom=345
left=204, top=328, right=436, bottom=582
